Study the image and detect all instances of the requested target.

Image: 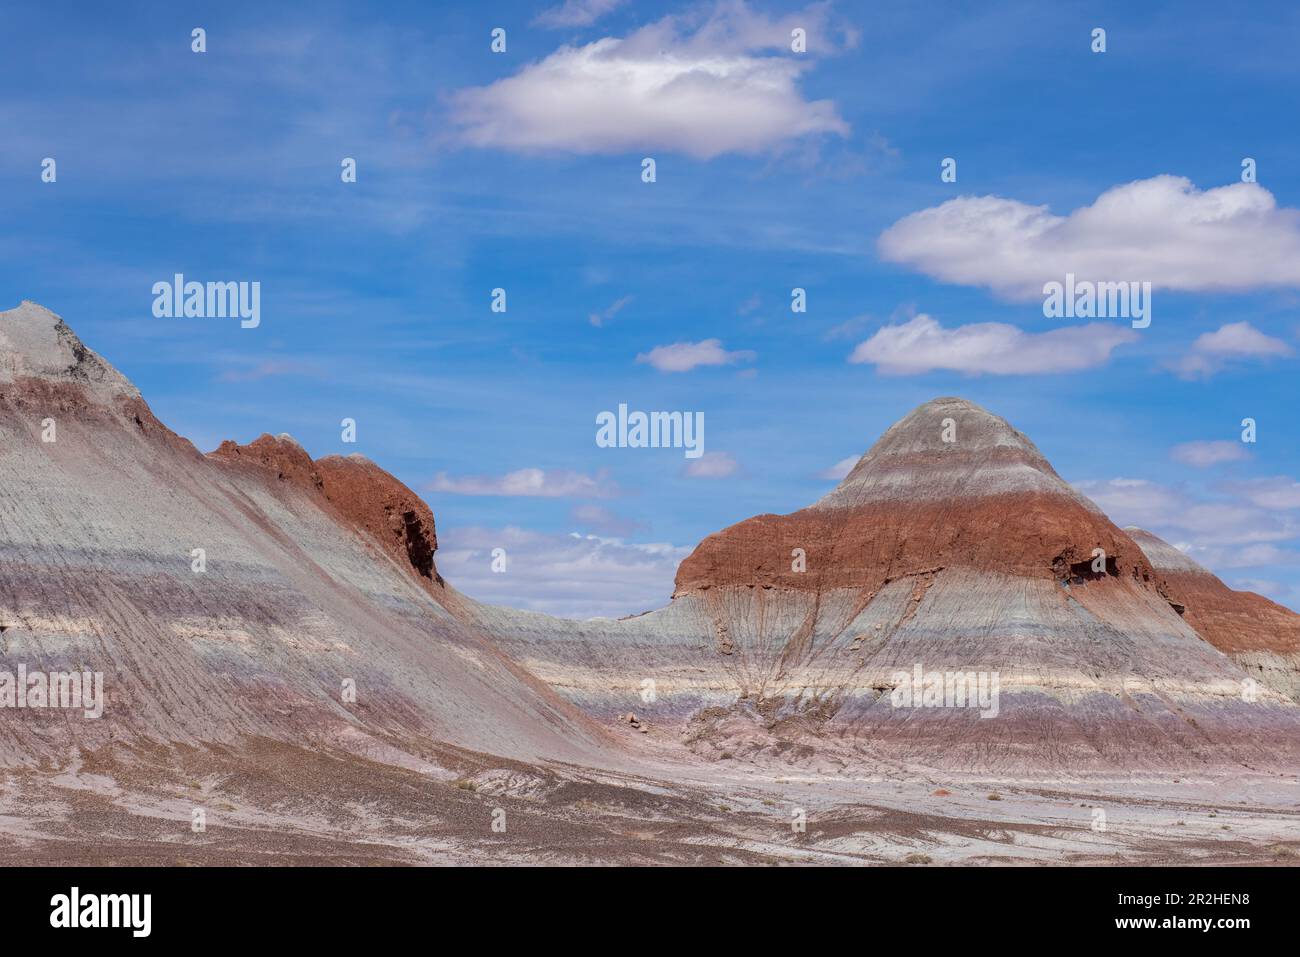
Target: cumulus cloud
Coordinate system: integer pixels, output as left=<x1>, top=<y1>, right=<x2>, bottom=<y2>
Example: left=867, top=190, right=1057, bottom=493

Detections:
left=848, top=313, right=1136, bottom=376
left=819, top=456, right=858, bottom=480
left=435, top=525, right=689, bottom=619
left=533, top=0, right=624, bottom=29
left=1171, top=321, right=1292, bottom=379
left=636, top=338, right=755, bottom=372
left=878, top=176, right=1300, bottom=299
left=449, top=3, right=848, bottom=158
left=1170, top=440, right=1251, bottom=468
left=683, top=451, right=738, bottom=478
left=428, top=467, right=619, bottom=498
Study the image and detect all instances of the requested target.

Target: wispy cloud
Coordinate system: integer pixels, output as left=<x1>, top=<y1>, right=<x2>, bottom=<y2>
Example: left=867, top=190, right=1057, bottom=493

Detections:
left=1076, top=478, right=1187, bottom=524
left=428, top=467, right=619, bottom=498
left=216, top=359, right=317, bottom=383
left=1076, top=477, right=1298, bottom=547
left=1231, top=577, right=1293, bottom=598
left=822, top=313, right=874, bottom=342
left=1171, top=321, right=1292, bottom=379
left=684, top=451, right=738, bottom=478
left=570, top=503, right=644, bottom=536
left=1170, top=439, right=1251, bottom=468
left=879, top=176, right=1300, bottom=299
left=849, top=313, right=1135, bottom=375
left=533, top=0, right=625, bottom=29
left=1218, top=477, right=1300, bottom=510
left=637, top=338, right=756, bottom=372
left=588, top=294, right=633, bottom=327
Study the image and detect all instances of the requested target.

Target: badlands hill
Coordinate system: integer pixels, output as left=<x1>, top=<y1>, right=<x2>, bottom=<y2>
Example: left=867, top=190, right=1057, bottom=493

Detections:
left=0, top=301, right=612, bottom=769
left=469, top=399, right=1300, bottom=772
left=3, top=300, right=1300, bottom=782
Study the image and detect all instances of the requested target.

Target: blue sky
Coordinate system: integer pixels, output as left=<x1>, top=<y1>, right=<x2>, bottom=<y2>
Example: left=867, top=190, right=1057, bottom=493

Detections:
left=4, top=0, right=1300, bottom=617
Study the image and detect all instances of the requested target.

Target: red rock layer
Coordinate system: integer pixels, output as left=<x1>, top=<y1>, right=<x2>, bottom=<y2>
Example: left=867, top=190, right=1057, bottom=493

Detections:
left=317, top=455, right=441, bottom=584
left=676, top=398, right=1154, bottom=596
left=210, top=437, right=441, bottom=586
left=675, top=493, right=1155, bottom=597
left=1164, top=571, right=1300, bottom=656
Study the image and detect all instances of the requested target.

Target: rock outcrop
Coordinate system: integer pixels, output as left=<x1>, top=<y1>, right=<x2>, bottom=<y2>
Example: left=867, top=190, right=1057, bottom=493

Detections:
left=209, top=436, right=442, bottom=585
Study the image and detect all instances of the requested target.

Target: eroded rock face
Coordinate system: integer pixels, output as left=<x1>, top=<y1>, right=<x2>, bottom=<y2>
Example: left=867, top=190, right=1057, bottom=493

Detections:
left=211, top=433, right=323, bottom=489
left=208, top=437, right=442, bottom=585
left=317, top=454, right=441, bottom=583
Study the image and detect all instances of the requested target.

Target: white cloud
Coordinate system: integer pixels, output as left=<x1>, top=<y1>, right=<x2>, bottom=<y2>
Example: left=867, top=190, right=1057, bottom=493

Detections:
left=684, top=451, right=738, bottom=478
left=435, top=525, right=690, bottom=619
left=848, top=313, right=1136, bottom=375
left=449, top=4, right=847, bottom=158
left=1172, top=321, right=1292, bottom=379
left=878, top=176, right=1300, bottom=299
left=819, top=456, right=858, bottom=480
left=428, top=467, right=619, bottom=498
left=533, top=0, right=624, bottom=29
left=636, top=338, right=755, bottom=372
left=1170, top=440, right=1251, bottom=468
